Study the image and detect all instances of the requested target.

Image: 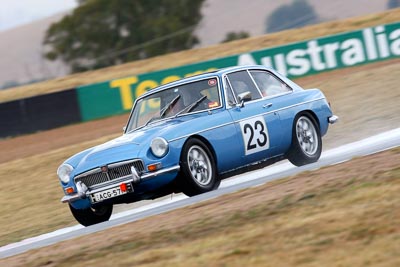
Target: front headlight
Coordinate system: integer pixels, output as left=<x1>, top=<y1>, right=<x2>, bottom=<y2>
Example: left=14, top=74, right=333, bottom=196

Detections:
left=150, top=137, right=169, bottom=157
left=57, top=164, right=73, bottom=184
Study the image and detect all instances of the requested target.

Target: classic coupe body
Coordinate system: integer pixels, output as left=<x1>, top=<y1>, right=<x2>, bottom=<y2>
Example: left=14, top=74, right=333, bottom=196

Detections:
left=57, top=65, right=338, bottom=226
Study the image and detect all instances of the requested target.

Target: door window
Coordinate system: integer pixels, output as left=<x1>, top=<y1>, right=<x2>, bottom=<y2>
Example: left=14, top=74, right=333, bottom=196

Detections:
left=226, top=71, right=262, bottom=102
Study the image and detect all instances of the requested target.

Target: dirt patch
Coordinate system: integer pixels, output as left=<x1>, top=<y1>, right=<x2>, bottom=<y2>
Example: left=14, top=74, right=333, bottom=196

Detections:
left=2, top=147, right=399, bottom=267
left=0, top=114, right=127, bottom=163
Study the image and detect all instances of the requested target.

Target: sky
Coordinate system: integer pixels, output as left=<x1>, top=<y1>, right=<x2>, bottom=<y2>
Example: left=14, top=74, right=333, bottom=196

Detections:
left=0, top=0, right=78, bottom=31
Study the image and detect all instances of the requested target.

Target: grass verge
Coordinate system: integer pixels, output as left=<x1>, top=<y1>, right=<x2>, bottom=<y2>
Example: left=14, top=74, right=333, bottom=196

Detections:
left=1, top=147, right=400, bottom=266
left=0, top=135, right=117, bottom=247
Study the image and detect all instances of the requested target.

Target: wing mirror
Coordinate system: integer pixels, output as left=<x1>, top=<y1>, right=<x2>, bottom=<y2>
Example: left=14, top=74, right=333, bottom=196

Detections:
left=236, top=91, right=252, bottom=108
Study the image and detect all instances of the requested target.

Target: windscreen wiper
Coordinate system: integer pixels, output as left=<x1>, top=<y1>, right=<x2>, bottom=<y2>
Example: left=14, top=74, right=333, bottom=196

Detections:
left=175, top=95, right=207, bottom=117
left=160, top=94, right=181, bottom=118
left=144, top=94, right=181, bottom=127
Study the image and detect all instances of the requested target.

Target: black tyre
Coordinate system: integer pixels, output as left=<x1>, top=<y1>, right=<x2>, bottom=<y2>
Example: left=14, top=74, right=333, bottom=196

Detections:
left=69, top=203, right=113, bottom=227
left=287, top=114, right=322, bottom=166
left=179, top=138, right=220, bottom=196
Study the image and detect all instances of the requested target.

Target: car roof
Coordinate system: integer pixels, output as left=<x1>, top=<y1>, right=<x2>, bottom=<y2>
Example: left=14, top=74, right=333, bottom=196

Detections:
left=138, top=65, right=274, bottom=98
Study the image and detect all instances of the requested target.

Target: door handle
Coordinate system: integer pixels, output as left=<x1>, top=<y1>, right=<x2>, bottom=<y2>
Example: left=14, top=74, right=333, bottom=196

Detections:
left=263, top=103, right=272, bottom=108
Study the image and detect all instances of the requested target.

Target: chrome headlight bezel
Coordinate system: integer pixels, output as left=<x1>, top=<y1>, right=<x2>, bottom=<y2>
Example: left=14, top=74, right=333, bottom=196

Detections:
left=57, top=164, right=74, bottom=184
left=150, top=137, right=169, bottom=158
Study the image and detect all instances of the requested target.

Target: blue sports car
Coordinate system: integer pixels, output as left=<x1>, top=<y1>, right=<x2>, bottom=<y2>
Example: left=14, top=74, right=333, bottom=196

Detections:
left=57, top=65, right=338, bottom=226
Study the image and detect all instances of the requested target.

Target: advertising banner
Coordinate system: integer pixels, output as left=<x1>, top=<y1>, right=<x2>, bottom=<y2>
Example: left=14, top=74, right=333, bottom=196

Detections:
left=77, top=22, right=400, bottom=121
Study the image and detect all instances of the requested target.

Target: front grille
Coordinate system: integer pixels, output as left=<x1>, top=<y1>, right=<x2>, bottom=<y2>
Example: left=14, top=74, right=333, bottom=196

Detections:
left=75, top=159, right=145, bottom=188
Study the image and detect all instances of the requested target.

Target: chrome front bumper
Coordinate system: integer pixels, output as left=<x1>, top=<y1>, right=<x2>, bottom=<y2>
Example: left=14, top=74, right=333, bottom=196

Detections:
left=61, top=165, right=180, bottom=203
left=328, top=115, right=339, bottom=124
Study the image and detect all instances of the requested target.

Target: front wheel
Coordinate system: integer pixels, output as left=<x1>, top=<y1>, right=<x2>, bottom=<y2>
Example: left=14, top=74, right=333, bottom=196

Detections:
left=287, top=115, right=322, bottom=166
left=178, top=139, right=220, bottom=196
left=69, top=203, right=113, bottom=227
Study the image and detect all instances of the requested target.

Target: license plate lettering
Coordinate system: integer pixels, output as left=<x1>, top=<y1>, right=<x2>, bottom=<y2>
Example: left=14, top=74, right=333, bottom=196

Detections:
left=91, top=185, right=131, bottom=203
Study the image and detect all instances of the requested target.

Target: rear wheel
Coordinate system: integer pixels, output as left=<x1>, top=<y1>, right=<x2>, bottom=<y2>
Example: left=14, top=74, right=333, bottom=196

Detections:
left=69, top=203, right=113, bottom=226
left=179, top=138, right=220, bottom=196
left=287, top=115, right=322, bottom=166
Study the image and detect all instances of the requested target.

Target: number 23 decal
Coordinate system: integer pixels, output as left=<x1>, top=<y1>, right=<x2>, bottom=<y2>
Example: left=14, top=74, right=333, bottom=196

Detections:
left=239, top=116, right=270, bottom=155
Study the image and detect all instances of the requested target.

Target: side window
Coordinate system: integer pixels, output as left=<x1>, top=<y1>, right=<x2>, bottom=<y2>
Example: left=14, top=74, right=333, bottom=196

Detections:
left=224, top=77, right=236, bottom=106
left=227, top=71, right=262, bottom=102
left=250, top=71, right=291, bottom=97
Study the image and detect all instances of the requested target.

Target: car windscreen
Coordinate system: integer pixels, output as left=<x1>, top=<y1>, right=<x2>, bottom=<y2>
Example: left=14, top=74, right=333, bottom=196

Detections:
left=126, top=77, right=221, bottom=132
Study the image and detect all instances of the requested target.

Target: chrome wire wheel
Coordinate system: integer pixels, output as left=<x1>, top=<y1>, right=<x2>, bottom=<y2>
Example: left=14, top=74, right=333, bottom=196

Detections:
left=187, top=145, right=213, bottom=186
left=295, top=116, right=318, bottom=156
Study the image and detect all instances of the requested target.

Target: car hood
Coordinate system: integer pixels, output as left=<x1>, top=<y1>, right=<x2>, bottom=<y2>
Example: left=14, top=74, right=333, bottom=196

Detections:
left=66, top=118, right=188, bottom=174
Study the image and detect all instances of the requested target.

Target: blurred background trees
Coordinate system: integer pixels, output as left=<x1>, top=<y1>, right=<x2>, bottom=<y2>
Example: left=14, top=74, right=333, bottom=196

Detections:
left=1, top=0, right=391, bottom=87
left=221, top=31, right=250, bottom=43
left=44, top=0, right=204, bottom=73
left=266, top=0, right=319, bottom=33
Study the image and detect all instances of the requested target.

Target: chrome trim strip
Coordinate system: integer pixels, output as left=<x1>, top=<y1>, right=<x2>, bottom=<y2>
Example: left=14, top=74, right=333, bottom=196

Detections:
left=261, top=90, right=292, bottom=100
left=246, top=69, right=264, bottom=97
left=61, top=194, right=82, bottom=203
left=88, top=175, right=134, bottom=191
left=328, top=115, right=339, bottom=124
left=108, top=159, right=143, bottom=168
left=169, top=97, right=326, bottom=142
left=223, top=76, right=237, bottom=108
left=75, top=168, right=100, bottom=179
left=141, top=165, right=181, bottom=180
left=88, top=178, right=134, bottom=195
left=169, top=121, right=233, bottom=142
left=238, top=97, right=326, bottom=122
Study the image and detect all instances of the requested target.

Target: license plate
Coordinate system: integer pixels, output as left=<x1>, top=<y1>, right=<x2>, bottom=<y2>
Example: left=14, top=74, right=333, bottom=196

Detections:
left=90, top=185, right=131, bottom=203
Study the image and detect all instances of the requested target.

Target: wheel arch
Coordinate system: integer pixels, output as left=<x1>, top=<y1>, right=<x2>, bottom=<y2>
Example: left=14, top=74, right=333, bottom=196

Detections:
left=177, top=135, right=221, bottom=196
left=286, top=109, right=323, bottom=166
left=181, top=135, right=219, bottom=174
left=286, top=109, right=321, bottom=152
left=293, top=110, right=321, bottom=131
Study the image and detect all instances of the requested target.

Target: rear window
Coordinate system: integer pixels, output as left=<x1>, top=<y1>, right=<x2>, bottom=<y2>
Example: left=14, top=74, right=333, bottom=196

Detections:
left=250, top=70, right=291, bottom=97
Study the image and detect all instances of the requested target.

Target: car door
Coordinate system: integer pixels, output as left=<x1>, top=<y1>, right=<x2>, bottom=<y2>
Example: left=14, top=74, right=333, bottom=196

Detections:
left=224, top=70, right=283, bottom=165
left=248, top=69, right=294, bottom=155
